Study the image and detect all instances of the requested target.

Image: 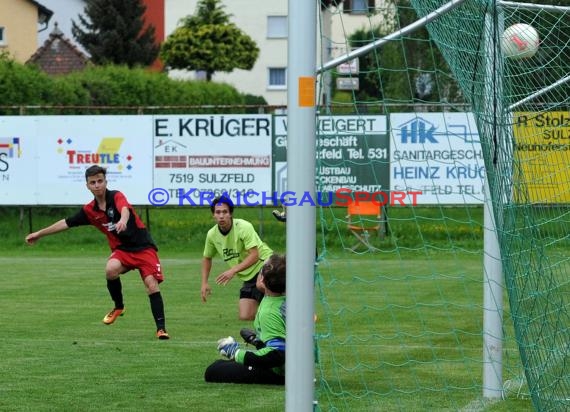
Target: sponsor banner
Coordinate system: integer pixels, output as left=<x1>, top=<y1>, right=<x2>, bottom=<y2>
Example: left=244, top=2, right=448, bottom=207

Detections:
left=273, top=115, right=390, bottom=202
left=6, top=112, right=569, bottom=207
left=513, top=111, right=570, bottom=203
left=0, top=116, right=152, bottom=205
left=390, top=112, right=484, bottom=204
left=153, top=115, right=272, bottom=205
left=0, top=117, right=38, bottom=204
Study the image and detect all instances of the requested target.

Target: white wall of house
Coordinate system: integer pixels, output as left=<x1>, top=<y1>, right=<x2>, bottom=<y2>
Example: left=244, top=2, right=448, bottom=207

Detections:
left=166, top=0, right=289, bottom=106
left=33, top=0, right=385, bottom=107
left=165, top=0, right=384, bottom=107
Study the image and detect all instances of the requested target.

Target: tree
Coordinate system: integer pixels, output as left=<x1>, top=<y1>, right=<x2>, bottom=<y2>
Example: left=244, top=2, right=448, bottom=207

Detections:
left=340, top=1, right=463, bottom=108
left=72, top=0, right=159, bottom=67
left=159, top=0, right=259, bottom=81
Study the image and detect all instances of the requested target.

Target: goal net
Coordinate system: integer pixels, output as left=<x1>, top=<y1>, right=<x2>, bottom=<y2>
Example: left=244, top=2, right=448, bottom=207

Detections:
left=314, top=0, right=570, bottom=410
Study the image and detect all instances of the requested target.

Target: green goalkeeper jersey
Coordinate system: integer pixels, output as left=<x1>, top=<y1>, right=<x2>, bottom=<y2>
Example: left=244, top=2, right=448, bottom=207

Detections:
left=203, top=218, right=273, bottom=281
left=235, top=295, right=286, bottom=376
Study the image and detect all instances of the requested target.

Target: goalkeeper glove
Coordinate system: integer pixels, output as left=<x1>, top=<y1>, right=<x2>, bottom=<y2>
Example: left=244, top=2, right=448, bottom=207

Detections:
left=217, top=336, right=240, bottom=360
left=272, top=209, right=287, bottom=223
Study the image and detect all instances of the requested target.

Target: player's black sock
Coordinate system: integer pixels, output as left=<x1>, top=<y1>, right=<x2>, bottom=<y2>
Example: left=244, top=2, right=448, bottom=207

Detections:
left=106, top=278, right=124, bottom=309
left=149, top=292, right=166, bottom=330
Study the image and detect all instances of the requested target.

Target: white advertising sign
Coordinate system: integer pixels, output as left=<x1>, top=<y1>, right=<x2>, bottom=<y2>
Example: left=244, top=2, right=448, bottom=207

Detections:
left=1, top=113, right=485, bottom=207
left=0, top=116, right=153, bottom=205
left=0, top=117, right=39, bottom=204
left=390, top=113, right=484, bottom=204
left=337, top=58, right=359, bottom=75
left=152, top=115, right=272, bottom=206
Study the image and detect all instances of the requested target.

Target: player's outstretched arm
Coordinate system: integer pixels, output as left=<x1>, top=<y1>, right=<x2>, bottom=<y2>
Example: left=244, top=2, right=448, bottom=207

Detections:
left=201, top=257, right=213, bottom=302
left=215, top=247, right=259, bottom=286
left=25, top=219, right=69, bottom=244
left=115, top=206, right=130, bottom=233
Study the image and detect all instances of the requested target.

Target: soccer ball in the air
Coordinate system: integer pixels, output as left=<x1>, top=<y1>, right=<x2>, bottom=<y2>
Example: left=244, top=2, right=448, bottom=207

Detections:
left=501, top=23, right=539, bottom=60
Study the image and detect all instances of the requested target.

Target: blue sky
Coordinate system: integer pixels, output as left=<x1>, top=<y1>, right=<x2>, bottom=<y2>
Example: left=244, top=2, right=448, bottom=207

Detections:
left=38, top=0, right=86, bottom=52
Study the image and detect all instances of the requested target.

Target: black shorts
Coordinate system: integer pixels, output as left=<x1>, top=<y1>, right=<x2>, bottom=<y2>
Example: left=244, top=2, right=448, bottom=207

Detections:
left=240, top=273, right=264, bottom=302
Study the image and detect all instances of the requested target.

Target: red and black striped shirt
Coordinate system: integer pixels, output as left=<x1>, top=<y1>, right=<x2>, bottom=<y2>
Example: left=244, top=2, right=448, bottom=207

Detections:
left=65, top=189, right=157, bottom=252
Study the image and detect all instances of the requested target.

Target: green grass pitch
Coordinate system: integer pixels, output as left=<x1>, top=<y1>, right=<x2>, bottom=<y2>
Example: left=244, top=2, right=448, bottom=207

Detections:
left=0, top=206, right=534, bottom=411
left=1, top=251, right=531, bottom=412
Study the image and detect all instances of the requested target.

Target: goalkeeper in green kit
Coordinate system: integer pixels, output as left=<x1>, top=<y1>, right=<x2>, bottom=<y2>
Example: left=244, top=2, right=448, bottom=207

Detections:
left=204, top=253, right=286, bottom=385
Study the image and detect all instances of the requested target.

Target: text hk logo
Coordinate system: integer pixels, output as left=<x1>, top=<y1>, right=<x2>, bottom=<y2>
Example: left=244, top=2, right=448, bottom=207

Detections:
left=398, top=118, right=438, bottom=144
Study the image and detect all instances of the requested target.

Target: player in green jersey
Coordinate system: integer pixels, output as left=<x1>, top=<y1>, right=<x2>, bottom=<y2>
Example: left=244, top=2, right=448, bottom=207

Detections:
left=201, top=195, right=273, bottom=320
left=205, top=253, right=286, bottom=385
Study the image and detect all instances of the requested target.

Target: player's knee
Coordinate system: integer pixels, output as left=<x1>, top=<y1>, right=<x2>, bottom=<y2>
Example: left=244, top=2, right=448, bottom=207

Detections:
left=146, top=285, right=160, bottom=295
left=239, top=298, right=259, bottom=320
left=204, top=360, right=227, bottom=383
left=105, top=261, right=123, bottom=278
left=144, top=276, right=160, bottom=294
left=105, top=270, right=120, bottom=280
left=239, top=312, right=255, bottom=321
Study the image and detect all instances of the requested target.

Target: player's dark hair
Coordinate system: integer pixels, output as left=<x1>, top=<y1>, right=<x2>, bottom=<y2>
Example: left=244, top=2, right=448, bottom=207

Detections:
left=261, top=254, right=286, bottom=294
left=210, top=195, right=234, bottom=214
left=85, top=165, right=107, bottom=181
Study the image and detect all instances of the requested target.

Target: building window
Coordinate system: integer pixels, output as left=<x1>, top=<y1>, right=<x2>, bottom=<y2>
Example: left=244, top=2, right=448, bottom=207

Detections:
left=268, top=68, right=287, bottom=89
left=0, top=27, right=6, bottom=45
left=343, top=0, right=374, bottom=14
left=267, top=16, right=287, bottom=38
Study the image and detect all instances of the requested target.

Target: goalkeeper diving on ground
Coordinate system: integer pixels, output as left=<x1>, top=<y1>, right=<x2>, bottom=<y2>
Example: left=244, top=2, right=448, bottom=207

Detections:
left=204, top=253, right=286, bottom=385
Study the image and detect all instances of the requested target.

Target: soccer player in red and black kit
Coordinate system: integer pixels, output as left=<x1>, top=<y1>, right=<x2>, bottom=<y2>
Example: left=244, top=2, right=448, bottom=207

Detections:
left=25, top=165, right=170, bottom=340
